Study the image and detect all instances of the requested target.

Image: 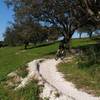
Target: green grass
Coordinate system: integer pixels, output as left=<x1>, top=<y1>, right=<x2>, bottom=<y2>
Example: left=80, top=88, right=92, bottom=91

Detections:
left=16, top=65, right=28, bottom=78
left=0, top=38, right=99, bottom=99
left=0, top=43, right=58, bottom=81
left=0, top=80, right=40, bottom=100
left=72, top=38, right=96, bottom=47
left=0, top=42, right=58, bottom=100
left=58, top=61, right=100, bottom=96
left=58, top=44, right=100, bottom=96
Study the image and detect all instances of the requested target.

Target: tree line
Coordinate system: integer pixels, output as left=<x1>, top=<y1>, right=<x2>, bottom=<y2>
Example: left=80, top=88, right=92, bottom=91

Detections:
left=4, top=0, right=100, bottom=50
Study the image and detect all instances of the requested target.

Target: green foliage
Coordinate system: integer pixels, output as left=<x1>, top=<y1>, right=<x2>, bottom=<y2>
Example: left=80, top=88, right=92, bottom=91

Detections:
left=77, top=44, right=100, bottom=68
left=4, top=22, right=49, bottom=47
left=0, top=80, right=40, bottom=100
left=4, top=0, right=100, bottom=52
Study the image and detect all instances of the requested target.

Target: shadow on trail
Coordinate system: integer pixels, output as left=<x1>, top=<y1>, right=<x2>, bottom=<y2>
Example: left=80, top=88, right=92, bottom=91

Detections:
left=36, top=60, right=75, bottom=100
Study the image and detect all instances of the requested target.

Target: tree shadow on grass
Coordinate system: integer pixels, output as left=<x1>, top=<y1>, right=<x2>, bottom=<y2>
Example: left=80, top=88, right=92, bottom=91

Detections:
left=20, top=41, right=58, bottom=50
left=74, top=43, right=100, bottom=51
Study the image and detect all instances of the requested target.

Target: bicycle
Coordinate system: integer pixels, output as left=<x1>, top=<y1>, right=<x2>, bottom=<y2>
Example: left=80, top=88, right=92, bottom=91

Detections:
left=55, top=48, right=66, bottom=60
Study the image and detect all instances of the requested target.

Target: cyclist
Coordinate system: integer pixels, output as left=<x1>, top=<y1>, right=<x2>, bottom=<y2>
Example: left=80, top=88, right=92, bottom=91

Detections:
left=55, top=39, right=66, bottom=60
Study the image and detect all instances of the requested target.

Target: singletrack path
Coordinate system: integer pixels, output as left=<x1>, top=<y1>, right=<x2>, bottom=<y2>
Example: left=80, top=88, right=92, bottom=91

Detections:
left=37, top=59, right=100, bottom=100
left=16, top=58, right=100, bottom=100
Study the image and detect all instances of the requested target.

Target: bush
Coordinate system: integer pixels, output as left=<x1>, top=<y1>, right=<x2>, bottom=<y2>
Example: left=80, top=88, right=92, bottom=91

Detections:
left=77, top=44, right=100, bottom=69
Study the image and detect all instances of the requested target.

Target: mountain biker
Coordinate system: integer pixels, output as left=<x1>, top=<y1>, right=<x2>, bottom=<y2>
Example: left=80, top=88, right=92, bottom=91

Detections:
left=55, top=38, right=66, bottom=60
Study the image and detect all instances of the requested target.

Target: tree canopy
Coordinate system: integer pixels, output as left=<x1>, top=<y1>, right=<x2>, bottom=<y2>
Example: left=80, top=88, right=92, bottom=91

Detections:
left=4, top=0, right=100, bottom=50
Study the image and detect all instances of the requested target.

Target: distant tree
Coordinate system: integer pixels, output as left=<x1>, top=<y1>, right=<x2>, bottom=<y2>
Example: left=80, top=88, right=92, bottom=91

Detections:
left=4, top=26, right=19, bottom=46
left=4, top=19, right=48, bottom=48
left=79, top=32, right=82, bottom=39
left=0, top=41, right=4, bottom=48
left=77, top=25, right=95, bottom=38
left=87, top=31, right=93, bottom=38
left=47, top=26, right=60, bottom=41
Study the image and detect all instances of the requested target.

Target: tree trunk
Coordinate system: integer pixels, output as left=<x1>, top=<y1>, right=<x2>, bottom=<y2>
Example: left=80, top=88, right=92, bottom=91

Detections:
left=79, top=32, right=82, bottom=39
left=24, top=41, right=29, bottom=49
left=67, top=38, right=72, bottom=53
left=65, top=30, right=74, bottom=53
left=25, top=43, right=28, bottom=49
left=64, top=36, right=72, bottom=53
left=89, top=32, right=92, bottom=38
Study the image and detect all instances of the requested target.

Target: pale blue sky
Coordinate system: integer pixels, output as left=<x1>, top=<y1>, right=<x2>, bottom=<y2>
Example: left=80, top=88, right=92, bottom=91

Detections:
left=0, top=0, right=13, bottom=41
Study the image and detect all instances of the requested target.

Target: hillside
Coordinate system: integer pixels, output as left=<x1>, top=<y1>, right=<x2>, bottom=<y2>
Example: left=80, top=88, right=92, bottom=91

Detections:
left=0, top=38, right=99, bottom=99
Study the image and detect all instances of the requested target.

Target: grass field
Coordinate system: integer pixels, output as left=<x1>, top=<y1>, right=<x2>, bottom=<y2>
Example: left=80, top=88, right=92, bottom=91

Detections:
left=0, top=43, right=58, bottom=81
left=0, top=42, right=58, bottom=100
left=0, top=38, right=99, bottom=99
left=0, top=38, right=96, bottom=81
left=71, top=38, right=97, bottom=47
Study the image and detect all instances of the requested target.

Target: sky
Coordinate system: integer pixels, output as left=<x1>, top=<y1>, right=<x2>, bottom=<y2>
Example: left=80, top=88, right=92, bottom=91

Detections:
left=0, top=0, right=13, bottom=41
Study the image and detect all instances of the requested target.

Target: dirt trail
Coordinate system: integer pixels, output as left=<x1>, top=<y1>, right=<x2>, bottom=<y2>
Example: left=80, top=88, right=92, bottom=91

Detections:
left=15, top=58, right=100, bottom=100
left=37, top=59, right=100, bottom=100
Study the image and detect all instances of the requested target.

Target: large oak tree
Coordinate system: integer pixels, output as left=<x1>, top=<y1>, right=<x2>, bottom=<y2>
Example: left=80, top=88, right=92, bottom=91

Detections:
left=5, top=0, right=100, bottom=51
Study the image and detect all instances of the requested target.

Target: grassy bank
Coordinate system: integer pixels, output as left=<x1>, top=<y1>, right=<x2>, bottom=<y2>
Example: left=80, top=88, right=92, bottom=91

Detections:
left=58, top=44, right=100, bottom=96
left=0, top=80, right=40, bottom=100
